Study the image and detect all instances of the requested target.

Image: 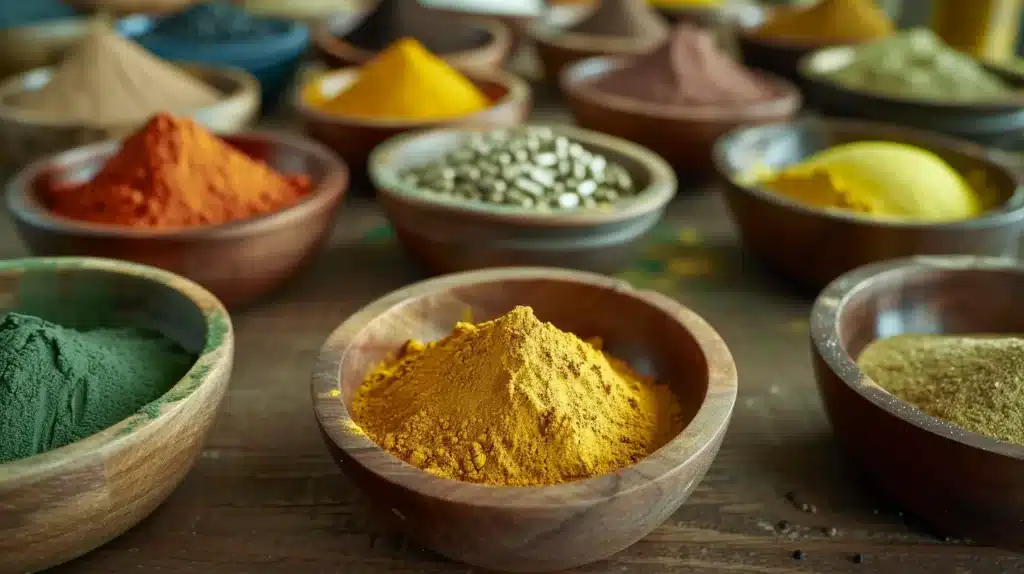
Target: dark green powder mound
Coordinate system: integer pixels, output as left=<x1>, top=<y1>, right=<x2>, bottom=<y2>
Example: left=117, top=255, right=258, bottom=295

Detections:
left=0, top=313, right=195, bottom=464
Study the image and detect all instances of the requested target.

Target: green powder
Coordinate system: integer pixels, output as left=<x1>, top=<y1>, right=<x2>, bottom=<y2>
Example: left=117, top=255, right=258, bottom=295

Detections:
left=857, top=333, right=1024, bottom=446
left=0, top=312, right=195, bottom=464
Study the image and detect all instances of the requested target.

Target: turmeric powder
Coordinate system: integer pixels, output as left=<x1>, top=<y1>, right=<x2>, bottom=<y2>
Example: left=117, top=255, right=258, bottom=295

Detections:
left=351, top=306, right=683, bottom=487
left=754, top=0, right=893, bottom=45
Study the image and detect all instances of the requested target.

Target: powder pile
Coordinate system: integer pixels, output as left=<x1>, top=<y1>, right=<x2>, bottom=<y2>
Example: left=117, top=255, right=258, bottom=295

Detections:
left=0, top=313, right=194, bottom=464
left=754, top=0, right=893, bottom=45
left=10, top=22, right=220, bottom=126
left=594, top=23, right=775, bottom=106
left=351, top=306, right=683, bottom=487
left=568, top=0, right=668, bottom=39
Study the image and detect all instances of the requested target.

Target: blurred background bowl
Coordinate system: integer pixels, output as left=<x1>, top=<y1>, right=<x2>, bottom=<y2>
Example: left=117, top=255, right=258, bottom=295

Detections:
left=0, top=63, right=260, bottom=175
left=368, top=124, right=677, bottom=274
left=64, top=0, right=200, bottom=14
left=312, top=266, right=736, bottom=571
left=118, top=13, right=310, bottom=111
left=562, top=55, right=801, bottom=181
left=810, top=255, right=1024, bottom=548
left=0, top=256, right=233, bottom=573
left=0, top=17, right=90, bottom=79
left=297, top=66, right=530, bottom=175
left=799, top=45, right=1024, bottom=146
left=5, top=131, right=349, bottom=308
left=713, top=118, right=1024, bottom=291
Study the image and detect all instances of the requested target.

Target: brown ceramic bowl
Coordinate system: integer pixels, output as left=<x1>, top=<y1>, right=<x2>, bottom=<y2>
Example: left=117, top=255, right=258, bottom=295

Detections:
left=368, top=124, right=677, bottom=274
left=0, top=63, right=261, bottom=174
left=5, top=131, right=349, bottom=308
left=562, top=55, right=801, bottom=179
left=527, top=2, right=665, bottom=85
left=313, top=11, right=512, bottom=71
left=296, top=66, right=531, bottom=173
left=0, top=17, right=90, bottom=79
left=713, top=118, right=1024, bottom=291
left=312, top=266, right=738, bottom=572
left=810, top=255, right=1024, bottom=549
left=0, top=256, right=234, bottom=573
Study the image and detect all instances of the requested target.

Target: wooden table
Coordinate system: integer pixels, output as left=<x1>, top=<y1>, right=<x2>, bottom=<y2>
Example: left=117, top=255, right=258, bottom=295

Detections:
left=11, top=91, right=1022, bottom=574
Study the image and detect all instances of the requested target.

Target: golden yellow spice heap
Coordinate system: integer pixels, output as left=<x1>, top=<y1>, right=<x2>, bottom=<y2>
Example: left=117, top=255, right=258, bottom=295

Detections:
left=306, top=37, right=491, bottom=121
left=351, top=306, right=683, bottom=486
left=754, top=0, right=893, bottom=44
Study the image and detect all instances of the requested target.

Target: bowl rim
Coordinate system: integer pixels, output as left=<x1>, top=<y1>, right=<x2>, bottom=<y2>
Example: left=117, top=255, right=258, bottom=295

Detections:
left=116, top=12, right=311, bottom=59
left=368, top=123, right=678, bottom=227
left=560, top=54, right=803, bottom=122
left=810, top=255, right=1024, bottom=460
left=293, top=64, right=530, bottom=129
left=797, top=43, right=1024, bottom=113
left=711, top=116, right=1024, bottom=229
left=4, top=129, right=350, bottom=239
left=0, top=62, right=261, bottom=128
left=0, top=256, right=234, bottom=477
left=311, top=266, right=738, bottom=505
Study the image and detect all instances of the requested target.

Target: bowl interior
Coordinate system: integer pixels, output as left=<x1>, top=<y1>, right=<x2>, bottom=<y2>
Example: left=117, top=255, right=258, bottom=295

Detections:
left=716, top=119, right=1022, bottom=214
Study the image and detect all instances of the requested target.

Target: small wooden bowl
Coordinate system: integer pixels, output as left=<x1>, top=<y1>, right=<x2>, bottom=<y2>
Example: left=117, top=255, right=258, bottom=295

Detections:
left=313, top=11, right=512, bottom=72
left=562, top=55, right=801, bottom=180
left=369, top=124, right=677, bottom=274
left=713, top=118, right=1024, bottom=291
left=528, top=3, right=665, bottom=84
left=312, top=266, right=737, bottom=572
left=5, top=131, right=349, bottom=308
left=0, top=17, right=90, bottom=79
left=0, top=256, right=234, bottom=573
left=0, top=63, right=261, bottom=174
left=296, top=67, right=530, bottom=173
left=810, top=255, right=1024, bottom=549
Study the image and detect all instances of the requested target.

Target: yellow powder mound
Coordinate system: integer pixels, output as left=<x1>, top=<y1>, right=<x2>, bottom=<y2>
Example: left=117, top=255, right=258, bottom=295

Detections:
left=318, top=37, right=490, bottom=121
left=755, top=0, right=893, bottom=44
left=351, top=306, right=683, bottom=486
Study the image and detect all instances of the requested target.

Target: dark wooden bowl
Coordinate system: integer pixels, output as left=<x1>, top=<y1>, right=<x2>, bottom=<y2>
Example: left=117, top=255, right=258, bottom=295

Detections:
left=0, top=256, right=234, bottom=573
left=313, top=11, right=512, bottom=72
left=5, top=131, right=349, bottom=308
left=296, top=67, right=531, bottom=174
left=713, top=117, right=1024, bottom=291
left=311, top=266, right=738, bottom=572
left=810, top=255, right=1024, bottom=549
left=368, top=124, right=677, bottom=274
left=562, top=55, right=801, bottom=180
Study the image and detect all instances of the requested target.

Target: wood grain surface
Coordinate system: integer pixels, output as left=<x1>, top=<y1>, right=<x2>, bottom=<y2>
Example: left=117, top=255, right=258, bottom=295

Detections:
left=15, top=90, right=1024, bottom=573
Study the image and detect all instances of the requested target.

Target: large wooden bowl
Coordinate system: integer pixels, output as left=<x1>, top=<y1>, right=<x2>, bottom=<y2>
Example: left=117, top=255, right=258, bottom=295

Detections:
left=369, top=125, right=677, bottom=274
left=713, top=118, right=1024, bottom=291
left=810, top=255, right=1024, bottom=549
left=5, top=131, right=349, bottom=308
left=312, top=267, right=738, bottom=572
left=0, top=256, right=234, bottom=573
left=297, top=66, right=530, bottom=174
left=562, top=55, right=801, bottom=180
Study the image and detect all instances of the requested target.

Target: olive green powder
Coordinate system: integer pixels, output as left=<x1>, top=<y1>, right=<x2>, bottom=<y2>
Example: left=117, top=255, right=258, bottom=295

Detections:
left=857, top=333, right=1024, bottom=446
left=0, top=312, right=195, bottom=464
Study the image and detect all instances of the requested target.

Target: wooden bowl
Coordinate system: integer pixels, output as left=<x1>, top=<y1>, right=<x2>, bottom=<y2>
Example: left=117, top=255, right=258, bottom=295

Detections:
left=5, top=131, right=349, bottom=308
left=296, top=66, right=530, bottom=173
left=810, top=255, right=1024, bottom=549
left=0, top=256, right=234, bottom=573
left=313, top=11, right=512, bottom=72
left=311, top=266, right=737, bottom=572
left=369, top=125, right=677, bottom=274
left=0, top=63, right=261, bottom=174
left=562, top=55, right=801, bottom=180
left=528, top=3, right=665, bottom=84
left=0, top=17, right=90, bottom=79
left=713, top=118, right=1024, bottom=291
left=799, top=45, right=1024, bottom=144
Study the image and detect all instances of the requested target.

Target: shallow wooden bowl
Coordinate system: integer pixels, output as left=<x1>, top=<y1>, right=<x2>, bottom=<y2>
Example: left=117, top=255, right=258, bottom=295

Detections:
left=296, top=67, right=530, bottom=173
left=562, top=55, right=800, bottom=179
left=313, top=11, right=512, bottom=71
left=0, top=63, right=261, bottom=174
left=5, top=131, right=349, bottom=308
left=0, top=256, right=234, bottom=573
left=0, top=17, right=90, bottom=79
left=369, top=124, right=677, bottom=274
left=312, top=266, right=737, bottom=572
left=810, top=255, right=1024, bottom=548
left=713, top=117, right=1024, bottom=291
